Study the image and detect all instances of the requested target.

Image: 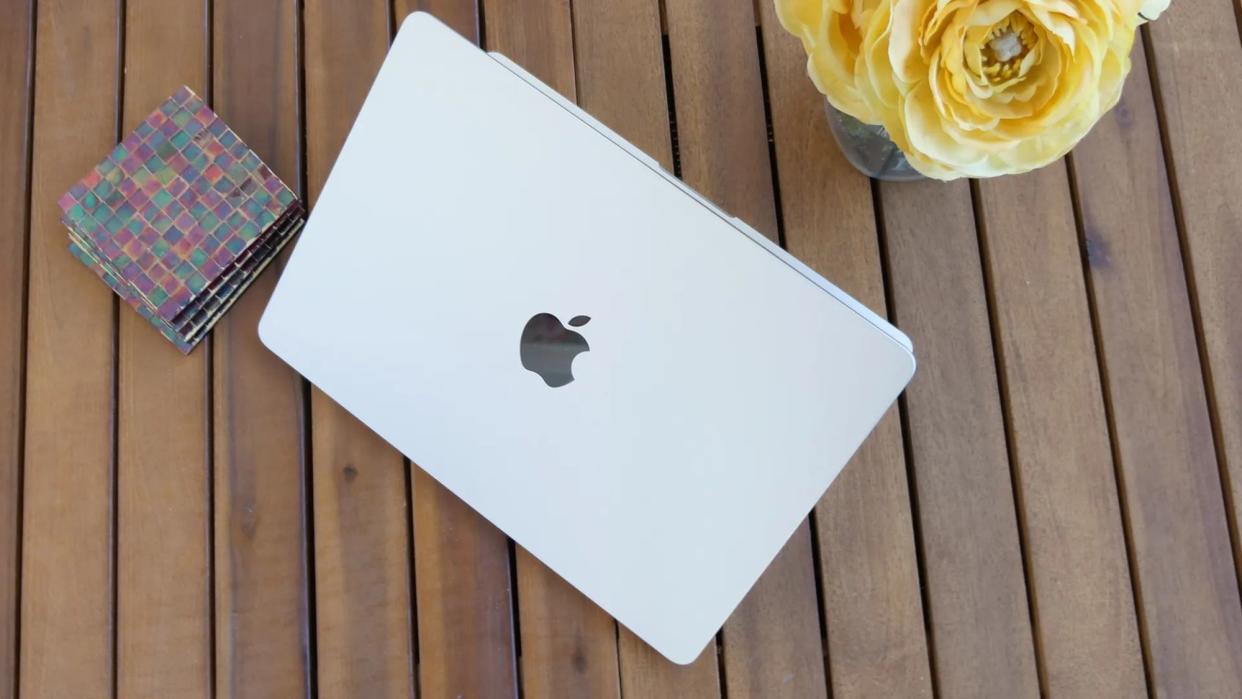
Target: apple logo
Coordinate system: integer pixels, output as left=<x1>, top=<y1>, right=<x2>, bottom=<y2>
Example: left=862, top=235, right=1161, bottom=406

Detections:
left=520, top=313, right=591, bottom=387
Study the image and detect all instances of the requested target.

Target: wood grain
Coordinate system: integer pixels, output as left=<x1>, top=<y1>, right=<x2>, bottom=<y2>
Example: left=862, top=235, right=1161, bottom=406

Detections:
left=212, top=1, right=312, bottom=695
left=1147, top=0, right=1242, bottom=656
left=663, top=1, right=827, bottom=695
left=757, top=4, right=933, bottom=696
left=572, top=1, right=724, bottom=692
left=468, top=3, right=623, bottom=695
left=303, top=2, right=417, bottom=696
left=116, top=1, right=212, bottom=697
left=1074, top=37, right=1242, bottom=696
left=976, top=164, right=1146, bottom=696
left=0, top=3, right=32, bottom=698
left=880, top=179, right=1040, bottom=697
left=19, top=0, right=119, bottom=695
left=396, top=4, right=520, bottom=695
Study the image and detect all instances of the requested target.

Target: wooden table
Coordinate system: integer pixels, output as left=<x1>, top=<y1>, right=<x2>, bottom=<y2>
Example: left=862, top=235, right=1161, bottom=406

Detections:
left=3, top=1, right=1241, bottom=696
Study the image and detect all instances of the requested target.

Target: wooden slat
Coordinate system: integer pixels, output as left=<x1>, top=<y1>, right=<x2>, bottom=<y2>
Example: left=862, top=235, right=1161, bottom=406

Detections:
left=975, top=164, right=1146, bottom=694
left=391, top=3, right=520, bottom=695
left=662, top=1, right=826, bottom=695
left=302, top=2, right=416, bottom=696
left=305, top=0, right=391, bottom=187
left=756, top=5, right=933, bottom=697
left=479, top=2, right=623, bottom=696
left=482, top=0, right=575, bottom=94
left=1076, top=35, right=1242, bottom=695
left=513, top=554, right=620, bottom=698
left=116, top=1, right=212, bottom=697
left=617, top=632, right=719, bottom=698
left=412, top=471, right=518, bottom=697
left=880, top=179, right=1040, bottom=697
left=394, top=0, right=479, bottom=39
left=571, top=1, right=724, bottom=693
left=19, top=0, right=120, bottom=695
left=1147, top=0, right=1242, bottom=652
left=0, top=3, right=32, bottom=698
left=305, top=406, right=413, bottom=699
left=663, top=0, right=778, bottom=237
left=212, top=1, right=312, bottom=695
left=721, top=530, right=825, bottom=697
left=573, top=0, right=674, bottom=163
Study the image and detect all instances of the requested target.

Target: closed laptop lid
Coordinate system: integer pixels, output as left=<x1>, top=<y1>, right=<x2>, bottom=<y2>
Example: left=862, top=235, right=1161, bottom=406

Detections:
left=260, top=12, right=915, bottom=664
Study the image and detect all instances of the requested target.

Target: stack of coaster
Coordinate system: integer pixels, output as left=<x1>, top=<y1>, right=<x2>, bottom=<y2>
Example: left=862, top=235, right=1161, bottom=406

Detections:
left=58, top=86, right=304, bottom=353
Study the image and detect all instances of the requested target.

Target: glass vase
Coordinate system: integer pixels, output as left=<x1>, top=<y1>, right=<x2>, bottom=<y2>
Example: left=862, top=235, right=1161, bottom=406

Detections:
left=824, top=101, right=924, bottom=181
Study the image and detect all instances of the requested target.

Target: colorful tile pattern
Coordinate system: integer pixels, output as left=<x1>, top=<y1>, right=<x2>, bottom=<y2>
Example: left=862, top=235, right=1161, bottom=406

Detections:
left=58, top=85, right=304, bottom=353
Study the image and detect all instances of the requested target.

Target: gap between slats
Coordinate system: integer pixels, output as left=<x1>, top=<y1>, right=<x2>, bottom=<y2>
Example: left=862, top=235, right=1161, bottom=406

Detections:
left=209, top=0, right=317, bottom=694
left=1234, top=0, right=1242, bottom=53
left=1061, top=152, right=1156, bottom=698
left=110, top=2, right=126, bottom=695
left=403, top=458, right=421, bottom=697
left=1219, top=0, right=1242, bottom=641
left=393, top=2, right=520, bottom=696
left=754, top=3, right=937, bottom=695
left=116, top=0, right=218, bottom=690
left=653, top=4, right=729, bottom=693
left=966, top=179, right=1048, bottom=696
left=292, top=1, right=322, bottom=696
left=751, top=23, right=834, bottom=694
left=383, top=6, right=427, bottom=697
left=466, top=4, right=526, bottom=696
left=8, top=1, right=38, bottom=696
left=869, top=181, right=942, bottom=699
left=1139, top=21, right=1242, bottom=619
left=660, top=32, right=683, bottom=180
left=203, top=0, right=218, bottom=691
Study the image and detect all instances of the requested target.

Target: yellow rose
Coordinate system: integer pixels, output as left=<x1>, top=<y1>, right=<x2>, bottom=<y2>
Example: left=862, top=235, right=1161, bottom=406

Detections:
left=776, top=0, right=1146, bottom=179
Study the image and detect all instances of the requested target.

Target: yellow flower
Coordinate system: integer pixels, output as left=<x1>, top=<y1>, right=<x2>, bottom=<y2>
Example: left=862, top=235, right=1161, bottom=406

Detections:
left=776, top=0, right=1147, bottom=179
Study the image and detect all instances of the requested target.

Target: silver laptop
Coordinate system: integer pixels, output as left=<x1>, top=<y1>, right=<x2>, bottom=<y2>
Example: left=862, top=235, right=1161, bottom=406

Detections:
left=260, top=11, right=915, bottom=664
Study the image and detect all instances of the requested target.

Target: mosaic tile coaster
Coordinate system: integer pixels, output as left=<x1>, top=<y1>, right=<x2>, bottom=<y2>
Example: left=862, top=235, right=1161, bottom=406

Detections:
left=58, top=85, right=304, bottom=354
left=169, top=204, right=304, bottom=333
left=70, top=215, right=303, bottom=352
